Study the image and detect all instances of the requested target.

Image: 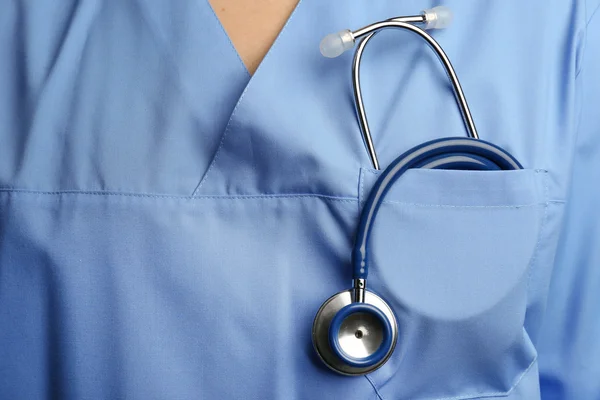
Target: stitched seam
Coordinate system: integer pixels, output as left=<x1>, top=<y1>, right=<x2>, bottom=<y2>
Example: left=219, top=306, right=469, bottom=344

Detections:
left=0, top=189, right=358, bottom=202
left=190, top=0, right=304, bottom=197
left=575, top=0, right=587, bottom=78
left=380, top=202, right=544, bottom=209
left=381, top=356, right=538, bottom=400
left=365, top=375, right=384, bottom=400
left=574, top=0, right=600, bottom=78
left=434, top=356, right=538, bottom=400
left=525, top=173, right=550, bottom=295
left=356, top=170, right=559, bottom=207
left=0, top=188, right=565, bottom=206
left=502, top=356, right=538, bottom=397
left=364, top=169, right=549, bottom=175
left=190, top=82, right=247, bottom=196
left=587, top=0, right=600, bottom=27
left=360, top=168, right=366, bottom=211
left=388, top=356, right=537, bottom=400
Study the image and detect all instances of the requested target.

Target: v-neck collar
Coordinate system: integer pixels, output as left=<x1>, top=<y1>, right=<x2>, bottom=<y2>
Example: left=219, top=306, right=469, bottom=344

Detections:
left=203, top=0, right=304, bottom=78
left=192, top=0, right=306, bottom=194
left=205, top=0, right=302, bottom=77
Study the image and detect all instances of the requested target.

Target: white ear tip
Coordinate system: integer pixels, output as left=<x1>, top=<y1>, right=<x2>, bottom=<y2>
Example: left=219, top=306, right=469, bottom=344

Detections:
left=319, top=30, right=355, bottom=58
left=423, top=6, right=453, bottom=30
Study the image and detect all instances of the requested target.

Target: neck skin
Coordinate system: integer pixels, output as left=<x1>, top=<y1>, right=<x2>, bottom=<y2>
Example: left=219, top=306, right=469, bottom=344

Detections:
left=209, top=0, right=300, bottom=75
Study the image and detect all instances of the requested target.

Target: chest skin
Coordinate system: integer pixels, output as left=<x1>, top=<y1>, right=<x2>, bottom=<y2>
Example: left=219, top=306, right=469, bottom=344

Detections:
left=208, top=0, right=299, bottom=74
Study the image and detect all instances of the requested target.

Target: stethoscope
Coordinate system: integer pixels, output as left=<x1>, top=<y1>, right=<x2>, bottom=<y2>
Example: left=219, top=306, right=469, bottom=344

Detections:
left=312, top=6, right=523, bottom=376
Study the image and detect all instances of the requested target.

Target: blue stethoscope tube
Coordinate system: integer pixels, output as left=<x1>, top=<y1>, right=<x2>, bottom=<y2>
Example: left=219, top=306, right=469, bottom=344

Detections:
left=352, top=137, right=522, bottom=280
left=312, top=7, right=524, bottom=377
left=321, top=138, right=523, bottom=374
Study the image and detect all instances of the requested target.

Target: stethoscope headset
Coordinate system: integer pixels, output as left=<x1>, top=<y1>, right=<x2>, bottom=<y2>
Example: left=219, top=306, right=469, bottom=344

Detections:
left=312, top=7, right=523, bottom=376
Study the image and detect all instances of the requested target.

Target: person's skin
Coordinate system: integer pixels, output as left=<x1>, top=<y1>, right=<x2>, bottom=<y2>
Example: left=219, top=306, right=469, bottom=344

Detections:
left=209, top=0, right=300, bottom=75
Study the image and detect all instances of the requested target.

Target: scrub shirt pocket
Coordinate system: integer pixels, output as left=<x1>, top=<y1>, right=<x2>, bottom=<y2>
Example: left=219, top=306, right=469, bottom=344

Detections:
left=358, top=168, right=550, bottom=400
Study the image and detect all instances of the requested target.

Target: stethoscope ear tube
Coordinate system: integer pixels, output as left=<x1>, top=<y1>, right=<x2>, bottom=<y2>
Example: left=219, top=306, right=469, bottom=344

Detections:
left=352, top=20, right=479, bottom=170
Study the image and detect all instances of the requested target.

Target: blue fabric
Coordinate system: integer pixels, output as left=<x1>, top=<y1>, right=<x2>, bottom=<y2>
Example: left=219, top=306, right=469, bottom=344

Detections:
left=0, top=0, right=598, bottom=399
left=354, top=138, right=522, bottom=280
left=537, top=2, right=600, bottom=399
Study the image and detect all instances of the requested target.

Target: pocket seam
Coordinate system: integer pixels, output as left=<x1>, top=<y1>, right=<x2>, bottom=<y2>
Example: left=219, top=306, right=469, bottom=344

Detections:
left=526, top=171, right=550, bottom=295
left=371, top=171, right=548, bottom=400
left=379, top=202, right=543, bottom=209
left=380, top=358, right=539, bottom=400
left=427, top=356, right=539, bottom=400
left=360, top=168, right=549, bottom=208
left=360, top=168, right=367, bottom=210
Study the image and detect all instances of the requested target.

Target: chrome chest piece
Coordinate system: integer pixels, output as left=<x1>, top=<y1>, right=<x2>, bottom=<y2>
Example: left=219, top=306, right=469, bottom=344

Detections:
left=312, top=287, right=398, bottom=375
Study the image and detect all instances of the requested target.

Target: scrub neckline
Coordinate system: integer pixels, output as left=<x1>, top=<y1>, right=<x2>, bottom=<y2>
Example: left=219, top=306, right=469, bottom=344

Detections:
left=204, top=0, right=304, bottom=78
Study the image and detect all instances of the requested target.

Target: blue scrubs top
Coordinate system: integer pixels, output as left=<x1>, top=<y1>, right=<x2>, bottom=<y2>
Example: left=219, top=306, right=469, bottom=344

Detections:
left=1, top=1, right=599, bottom=399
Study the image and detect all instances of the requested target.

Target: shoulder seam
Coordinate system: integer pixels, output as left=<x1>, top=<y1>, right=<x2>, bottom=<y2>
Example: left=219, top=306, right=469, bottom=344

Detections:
left=587, top=1, right=600, bottom=26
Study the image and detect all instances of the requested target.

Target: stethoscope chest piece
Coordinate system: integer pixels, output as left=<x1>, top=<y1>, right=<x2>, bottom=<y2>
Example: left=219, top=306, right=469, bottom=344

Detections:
left=312, top=289, right=397, bottom=375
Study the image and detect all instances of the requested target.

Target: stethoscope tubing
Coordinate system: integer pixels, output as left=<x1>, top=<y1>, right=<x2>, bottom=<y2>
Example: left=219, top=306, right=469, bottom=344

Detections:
left=352, top=20, right=480, bottom=170
left=352, top=137, right=523, bottom=280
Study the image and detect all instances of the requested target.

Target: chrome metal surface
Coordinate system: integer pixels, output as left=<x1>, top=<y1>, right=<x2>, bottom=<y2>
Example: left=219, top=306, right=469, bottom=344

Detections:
left=312, top=289, right=397, bottom=376
left=352, top=36, right=380, bottom=170
left=351, top=20, right=479, bottom=170
left=352, top=15, right=425, bottom=38
left=337, top=311, right=384, bottom=359
left=353, top=278, right=366, bottom=303
left=423, top=11, right=435, bottom=25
